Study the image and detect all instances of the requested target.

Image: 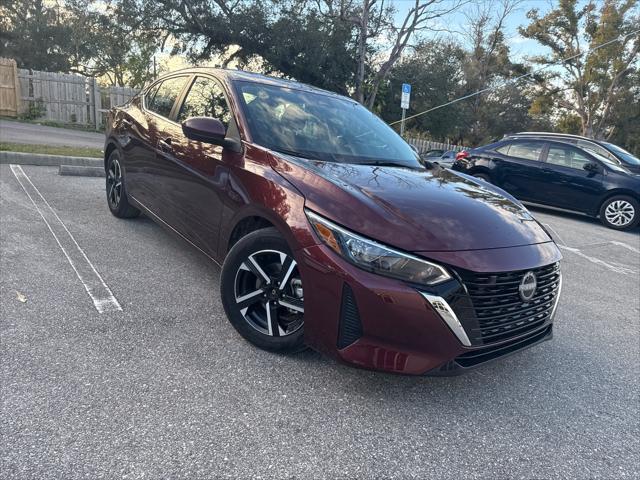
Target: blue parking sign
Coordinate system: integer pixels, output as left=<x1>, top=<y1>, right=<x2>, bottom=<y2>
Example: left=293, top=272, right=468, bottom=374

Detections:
left=402, top=83, right=411, bottom=94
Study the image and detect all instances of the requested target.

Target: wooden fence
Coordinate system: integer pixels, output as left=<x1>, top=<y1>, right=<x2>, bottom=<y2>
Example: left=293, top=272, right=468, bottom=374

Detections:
left=405, top=135, right=467, bottom=154
left=0, top=58, right=138, bottom=128
left=0, top=58, right=21, bottom=117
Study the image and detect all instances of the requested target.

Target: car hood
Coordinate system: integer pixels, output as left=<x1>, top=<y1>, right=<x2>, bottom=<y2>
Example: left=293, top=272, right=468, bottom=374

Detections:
left=270, top=153, right=552, bottom=252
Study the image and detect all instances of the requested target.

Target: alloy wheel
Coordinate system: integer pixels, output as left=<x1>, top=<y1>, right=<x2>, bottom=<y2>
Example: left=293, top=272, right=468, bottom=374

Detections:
left=604, top=200, right=635, bottom=227
left=107, top=158, right=123, bottom=208
left=233, top=249, right=304, bottom=337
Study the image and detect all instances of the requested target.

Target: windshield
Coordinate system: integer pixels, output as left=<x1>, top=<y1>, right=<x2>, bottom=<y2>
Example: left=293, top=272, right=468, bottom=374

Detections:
left=602, top=142, right=640, bottom=166
left=235, top=81, right=421, bottom=168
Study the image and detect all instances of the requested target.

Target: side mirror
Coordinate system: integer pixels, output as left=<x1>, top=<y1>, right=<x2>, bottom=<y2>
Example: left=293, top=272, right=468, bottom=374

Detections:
left=182, top=117, right=241, bottom=152
left=583, top=162, right=599, bottom=173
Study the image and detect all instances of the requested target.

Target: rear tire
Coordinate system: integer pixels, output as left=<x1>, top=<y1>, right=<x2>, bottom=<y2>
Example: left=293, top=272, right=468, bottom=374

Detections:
left=599, top=195, right=639, bottom=230
left=106, top=150, right=140, bottom=219
left=220, top=227, right=306, bottom=353
left=472, top=172, right=491, bottom=183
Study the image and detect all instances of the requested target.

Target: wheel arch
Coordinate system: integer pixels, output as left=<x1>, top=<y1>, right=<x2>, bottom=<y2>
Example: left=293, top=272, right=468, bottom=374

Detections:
left=221, top=202, right=313, bottom=258
left=226, top=215, right=276, bottom=253
left=468, top=165, right=492, bottom=178
left=597, top=189, right=640, bottom=213
left=104, top=140, right=119, bottom=171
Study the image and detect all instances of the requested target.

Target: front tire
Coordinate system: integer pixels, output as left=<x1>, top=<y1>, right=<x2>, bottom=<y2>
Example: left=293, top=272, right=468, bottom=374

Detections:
left=106, top=150, right=140, bottom=218
left=220, top=227, right=306, bottom=353
left=599, top=196, right=639, bottom=230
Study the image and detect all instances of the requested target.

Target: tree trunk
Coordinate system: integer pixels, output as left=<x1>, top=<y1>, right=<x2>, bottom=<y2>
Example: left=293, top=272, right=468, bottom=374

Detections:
left=354, top=0, right=370, bottom=104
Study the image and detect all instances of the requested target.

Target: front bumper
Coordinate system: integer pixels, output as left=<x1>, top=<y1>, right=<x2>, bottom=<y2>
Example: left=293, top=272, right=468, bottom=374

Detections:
left=297, top=242, right=561, bottom=376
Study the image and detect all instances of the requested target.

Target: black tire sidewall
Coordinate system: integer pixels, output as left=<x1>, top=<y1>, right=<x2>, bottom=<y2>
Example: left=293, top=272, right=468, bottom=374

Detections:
left=599, top=195, right=639, bottom=230
left=220, top=227, right=305, bottom=353
left=106, top=150, right=139, bottom=218
left=473, top=173, right=491, bottom=183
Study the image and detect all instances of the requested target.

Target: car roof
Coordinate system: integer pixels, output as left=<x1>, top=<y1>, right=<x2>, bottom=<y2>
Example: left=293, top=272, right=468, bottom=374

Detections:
left=507, top=132, right=603, bottom=144
left=487, top=137, right=597, bottom=151
left=154, top=67, right=351, bottom=102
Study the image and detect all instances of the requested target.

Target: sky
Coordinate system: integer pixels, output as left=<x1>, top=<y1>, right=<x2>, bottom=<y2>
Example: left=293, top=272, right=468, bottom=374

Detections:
left=390, top=0, right=558, bottom=60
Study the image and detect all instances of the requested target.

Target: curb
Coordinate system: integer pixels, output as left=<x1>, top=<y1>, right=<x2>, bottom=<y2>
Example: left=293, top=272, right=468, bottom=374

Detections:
left=0, top=151, right=103, bottom=168
left=59, top=165, right=105, bottom=177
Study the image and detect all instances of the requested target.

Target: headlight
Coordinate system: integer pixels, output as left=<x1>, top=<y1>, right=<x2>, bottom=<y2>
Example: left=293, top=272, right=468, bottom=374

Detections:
left=305, top=209, right=451, bottom=286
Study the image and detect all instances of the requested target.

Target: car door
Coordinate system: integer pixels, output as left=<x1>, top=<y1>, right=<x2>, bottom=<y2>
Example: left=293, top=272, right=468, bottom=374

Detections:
left=488, top=140, right=547, bottom=202
left=158, top=75, right=238, bottom=258
left=538, top=143, right=605, bottom=213
left=128, top=75, right=190, bottom=212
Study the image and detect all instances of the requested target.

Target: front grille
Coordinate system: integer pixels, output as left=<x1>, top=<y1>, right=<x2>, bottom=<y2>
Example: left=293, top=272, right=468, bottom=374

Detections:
left=450, top=263, right=560, bottom=346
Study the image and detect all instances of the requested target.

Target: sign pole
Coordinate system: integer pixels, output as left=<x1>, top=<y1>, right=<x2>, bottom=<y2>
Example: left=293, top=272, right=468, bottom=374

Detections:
left=400, top=83, right=411, bottom=138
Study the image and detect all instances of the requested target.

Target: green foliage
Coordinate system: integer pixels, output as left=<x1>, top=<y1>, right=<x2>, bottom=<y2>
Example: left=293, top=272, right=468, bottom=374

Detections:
left=378, top=41, right=466, bottom=141
left=556, top=114, right=583, bottom=135
left=519, top=0, right=639, bottom=140
left=19, top=98, right=46, bottom=121
left=0, top=0, right=75, bottom=71
left=0, top=0, right=158, bottom=88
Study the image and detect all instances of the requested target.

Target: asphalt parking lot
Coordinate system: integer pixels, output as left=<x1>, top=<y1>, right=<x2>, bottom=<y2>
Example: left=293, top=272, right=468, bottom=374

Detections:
left=1, top=163, right=639, bottom=479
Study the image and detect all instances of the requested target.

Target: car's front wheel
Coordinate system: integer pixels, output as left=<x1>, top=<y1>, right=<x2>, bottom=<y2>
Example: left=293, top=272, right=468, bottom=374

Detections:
left=599, top=195, right=639, bottom=230
left=220, top=227, right=306, bottom=353
left=106, top=150, right=140, bottom=218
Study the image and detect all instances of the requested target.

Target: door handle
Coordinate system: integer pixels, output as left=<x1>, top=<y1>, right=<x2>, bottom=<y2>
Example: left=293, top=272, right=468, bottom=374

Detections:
left=158, top=137, right=173, bottom=153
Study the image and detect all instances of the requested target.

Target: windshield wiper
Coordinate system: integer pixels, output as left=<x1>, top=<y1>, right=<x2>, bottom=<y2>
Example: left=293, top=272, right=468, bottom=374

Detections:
left=353, top=160, right=417, bottom=169
left=271, top=148, right=315, bottom=160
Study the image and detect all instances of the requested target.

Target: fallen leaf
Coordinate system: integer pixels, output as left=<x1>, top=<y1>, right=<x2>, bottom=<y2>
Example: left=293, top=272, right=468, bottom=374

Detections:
left=16, top=291, right=27, bottom=303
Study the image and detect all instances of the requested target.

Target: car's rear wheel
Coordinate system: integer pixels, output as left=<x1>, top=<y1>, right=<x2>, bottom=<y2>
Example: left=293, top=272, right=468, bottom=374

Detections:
left=106, top=150, right=140, bottom=218
left=599, top=195, right=639, bottom=230
left=220, top=227, right=306, bottom=353
left=472, top=172, right=491, bottom=183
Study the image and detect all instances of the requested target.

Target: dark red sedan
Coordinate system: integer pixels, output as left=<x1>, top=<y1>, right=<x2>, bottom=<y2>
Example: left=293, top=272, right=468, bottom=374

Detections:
left=104, top=69, right=562, bottom=375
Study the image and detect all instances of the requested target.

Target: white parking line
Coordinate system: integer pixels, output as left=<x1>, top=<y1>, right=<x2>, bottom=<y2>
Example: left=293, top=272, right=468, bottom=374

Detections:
left=558, top=245, right=638, bottom=276
left=609, top=240, right=640, bottom=255
left=542, top=223, right=567, bottom=246
left=10, top=165, right=122, bottom=313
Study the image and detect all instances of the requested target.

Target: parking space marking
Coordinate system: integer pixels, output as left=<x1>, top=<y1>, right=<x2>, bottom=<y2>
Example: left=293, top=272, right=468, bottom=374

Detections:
left=609, top=240, right=640, bottom=255
left=543, top=222, right=638, bottom=276
left=558, top=245, right=638, bottom=275
left=10, top=164, right=122, bottom=313
left=542, top=223, right=566, bottom=246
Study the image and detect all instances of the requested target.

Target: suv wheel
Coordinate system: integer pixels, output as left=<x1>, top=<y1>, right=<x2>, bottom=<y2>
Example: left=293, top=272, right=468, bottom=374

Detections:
left=106, top=150, right=140, bottom=218
left=220, top=227, right=306, bottom=353
left=473, top=172, right=491, bottom=183
left=599, top=195, right=639, bottom=230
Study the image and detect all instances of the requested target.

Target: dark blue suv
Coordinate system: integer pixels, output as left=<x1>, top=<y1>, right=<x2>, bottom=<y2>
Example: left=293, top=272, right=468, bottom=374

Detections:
left=452, top=138, right=640, bottom=230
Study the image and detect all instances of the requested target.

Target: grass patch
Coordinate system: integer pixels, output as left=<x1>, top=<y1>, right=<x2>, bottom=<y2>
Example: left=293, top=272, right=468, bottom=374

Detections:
left=1, top=116, right=104, bottom=133
left=0, top=142, right=102, bottom=158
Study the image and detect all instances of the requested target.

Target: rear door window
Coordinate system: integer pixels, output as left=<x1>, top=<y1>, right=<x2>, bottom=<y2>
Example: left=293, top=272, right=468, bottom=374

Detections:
left=507, top=141, right=544, bottom=161
left=145, top=76, right=188, bottom=119
left=546, top=145, right=592, bottom=169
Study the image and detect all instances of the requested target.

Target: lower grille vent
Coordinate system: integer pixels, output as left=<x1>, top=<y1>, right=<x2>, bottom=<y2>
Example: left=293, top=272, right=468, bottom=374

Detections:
left=337, top=284, right=363, bottom=349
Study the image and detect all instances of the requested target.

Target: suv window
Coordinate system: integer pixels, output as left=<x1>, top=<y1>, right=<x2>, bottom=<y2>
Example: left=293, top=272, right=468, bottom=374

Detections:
left=176, top=76, right=231, bottom=127
left=145, top=76, right=188, bottom=118
left=546, top=145, right=592, bottom=169
left=507, top=141, right=544, bottom=161
left=576, top=140, right=617, bottom=163
left=495, top=144, right=511, bottom=154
